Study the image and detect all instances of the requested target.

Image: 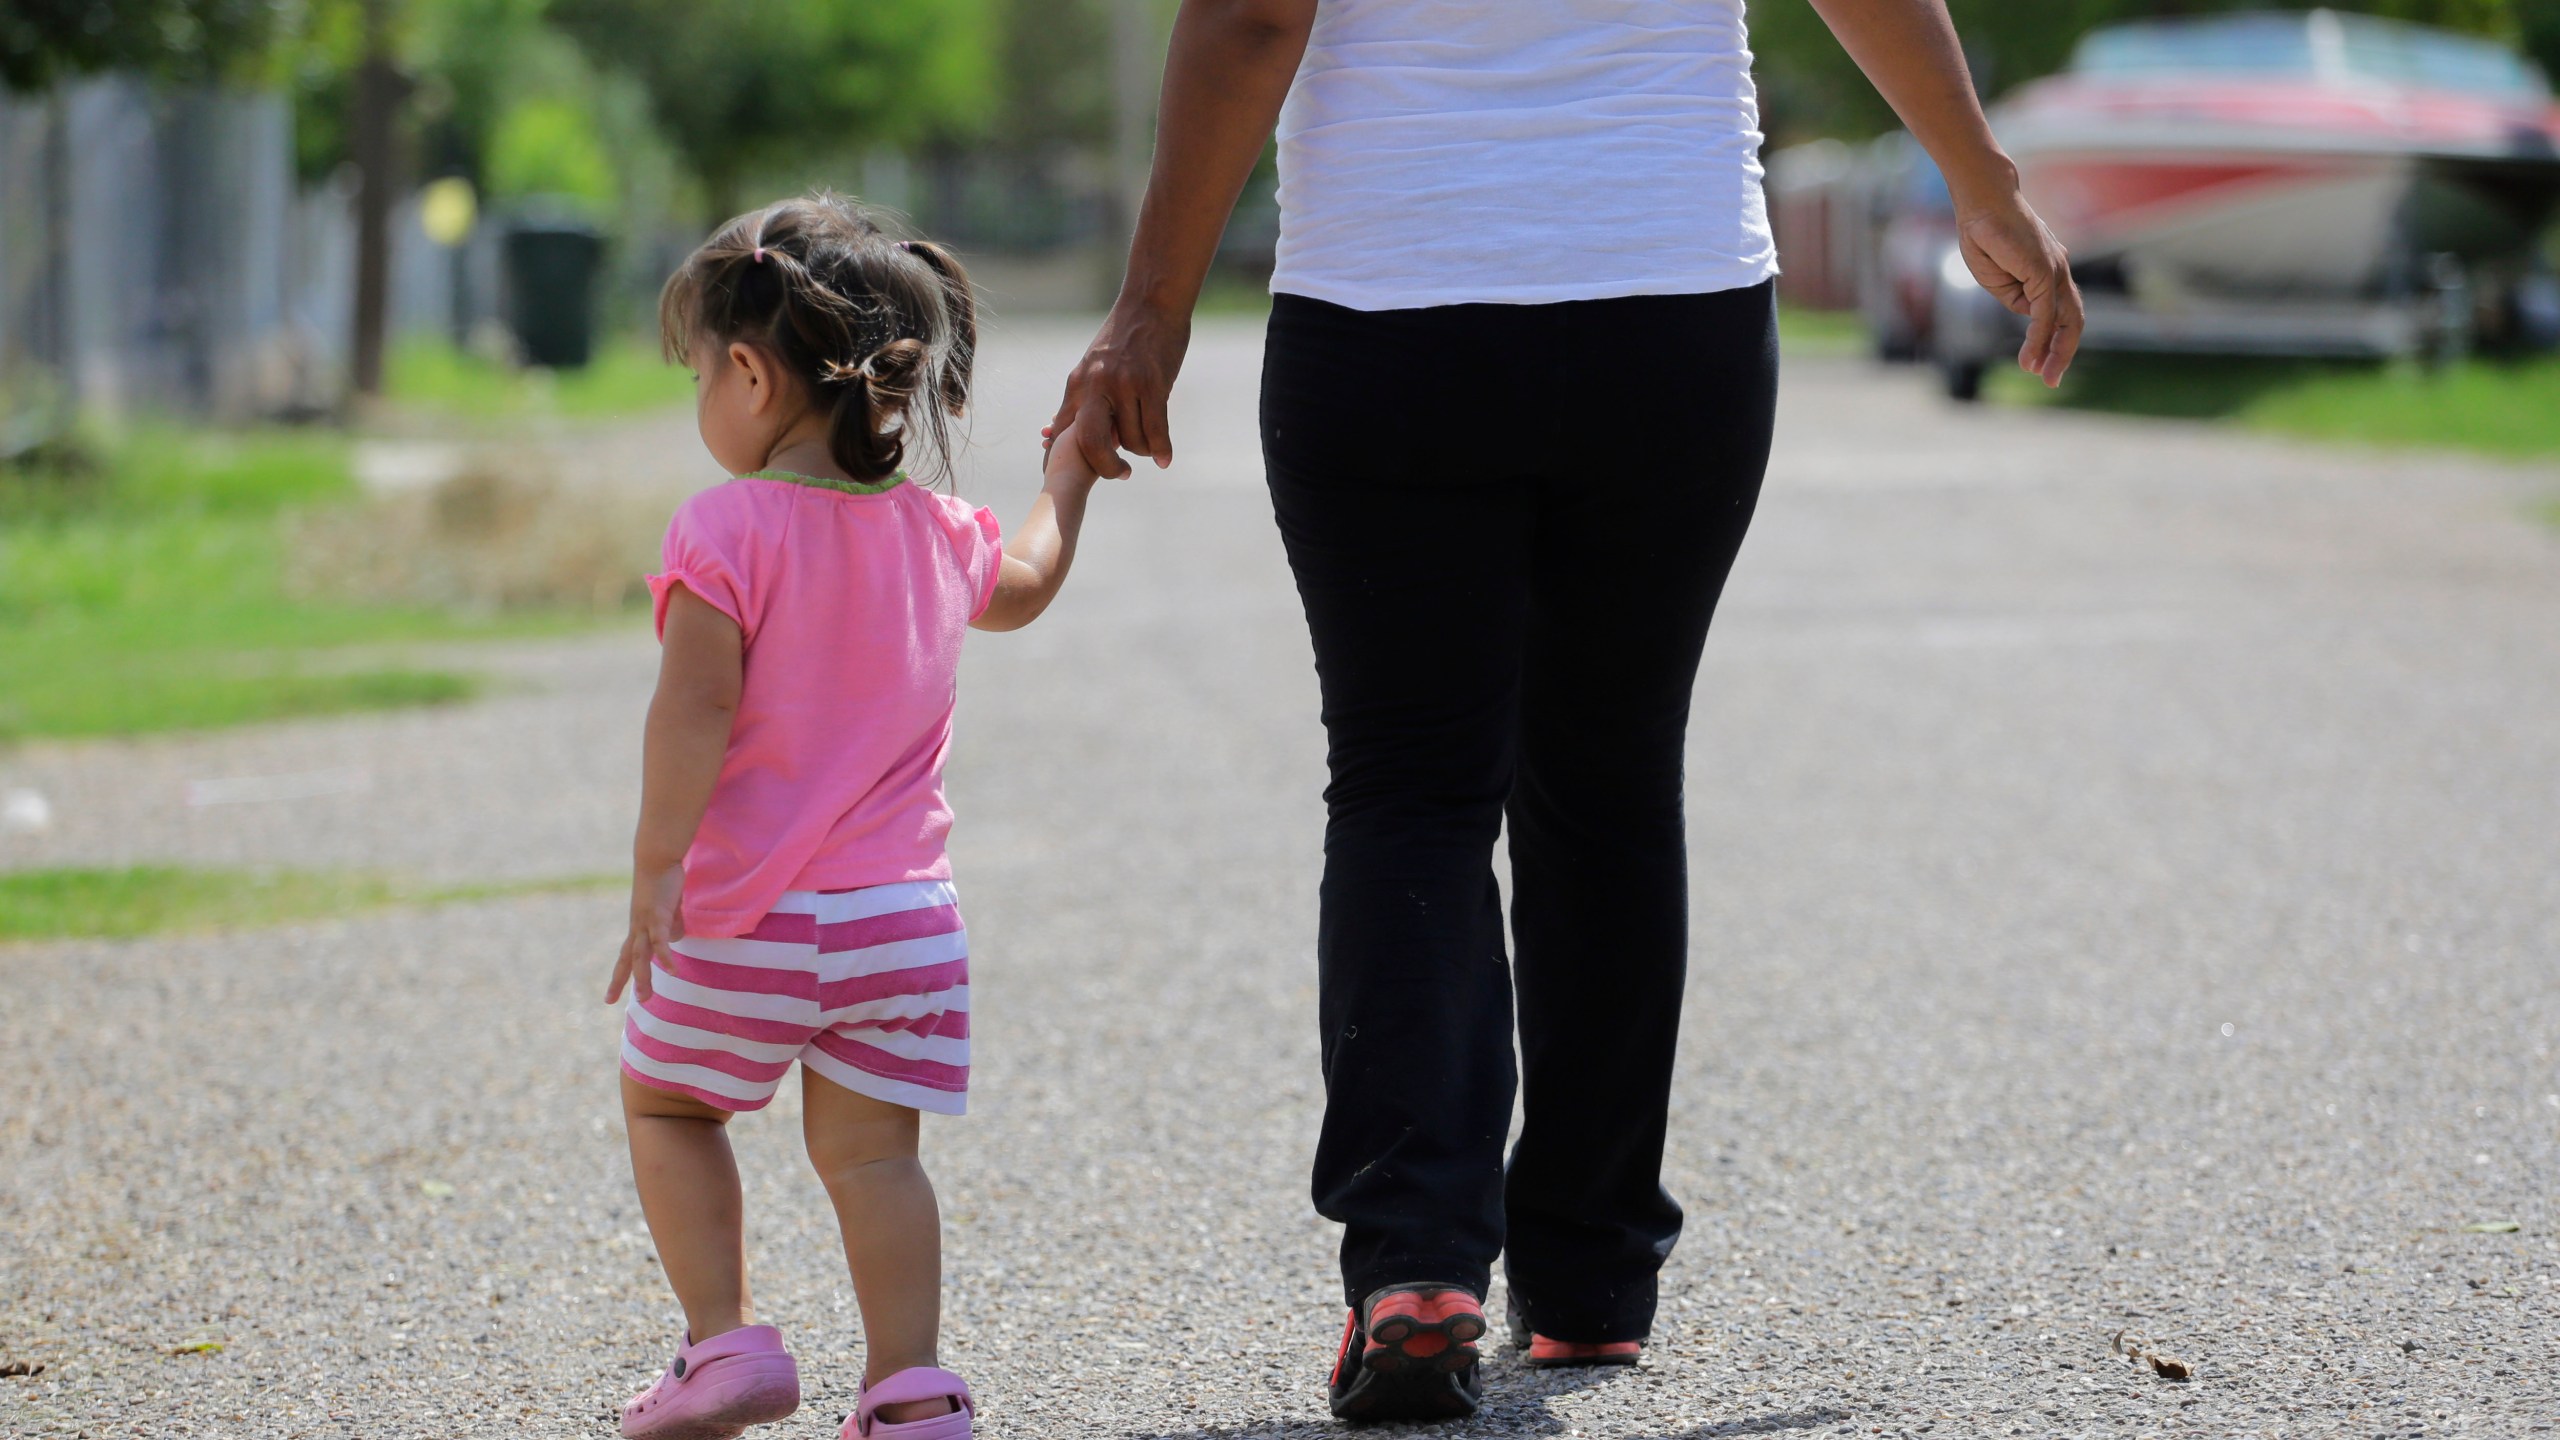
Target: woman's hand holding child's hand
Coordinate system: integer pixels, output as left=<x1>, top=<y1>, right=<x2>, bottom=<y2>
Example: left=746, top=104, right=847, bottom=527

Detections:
left=610, top=863, right=686, bottom=1004
left=1043, top=421, right=1102, bottom=488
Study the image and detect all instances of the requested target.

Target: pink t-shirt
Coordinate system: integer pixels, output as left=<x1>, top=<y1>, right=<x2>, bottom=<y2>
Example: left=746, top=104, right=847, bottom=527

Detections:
left=648, top=476, right=1004, bottom=938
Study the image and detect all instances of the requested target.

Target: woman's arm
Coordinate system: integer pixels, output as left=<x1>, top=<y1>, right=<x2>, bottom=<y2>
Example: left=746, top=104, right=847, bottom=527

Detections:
left=1808, top=0, right=2084, bottom=385
left=608, top=587, right=742, bottom=1005
left=973, top=424, right=1105, bottom=633
left=1050, top=0, right=1318, bottom=478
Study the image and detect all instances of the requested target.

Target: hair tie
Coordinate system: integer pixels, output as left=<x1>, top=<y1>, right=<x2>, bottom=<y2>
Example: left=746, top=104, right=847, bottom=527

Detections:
left=752, top=246, right=765, bottom=263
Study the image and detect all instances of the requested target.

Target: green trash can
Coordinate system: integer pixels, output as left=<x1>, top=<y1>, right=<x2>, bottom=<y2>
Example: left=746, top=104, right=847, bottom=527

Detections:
left=502, top=214, right=605, bottom=369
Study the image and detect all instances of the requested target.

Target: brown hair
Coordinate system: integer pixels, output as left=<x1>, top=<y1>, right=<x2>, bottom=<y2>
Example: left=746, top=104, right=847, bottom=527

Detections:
left=659, top=191, right=976, bottom=485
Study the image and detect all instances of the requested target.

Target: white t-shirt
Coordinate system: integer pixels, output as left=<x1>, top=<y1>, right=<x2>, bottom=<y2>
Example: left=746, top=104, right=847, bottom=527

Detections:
left=1270, top=0, right=1778, bottom=311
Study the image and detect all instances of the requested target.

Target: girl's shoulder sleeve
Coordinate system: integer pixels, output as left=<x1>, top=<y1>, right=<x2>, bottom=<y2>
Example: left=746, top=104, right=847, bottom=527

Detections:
left=650, top=482, right=765, bottom=639
left=927, top=488, right=1004, bottom=622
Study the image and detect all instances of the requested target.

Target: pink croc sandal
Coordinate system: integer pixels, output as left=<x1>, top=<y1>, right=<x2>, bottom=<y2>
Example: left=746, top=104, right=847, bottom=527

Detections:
left=842, top=1366, right=973, bottom=1440
left=621, top=1324, right=801, bottom=1440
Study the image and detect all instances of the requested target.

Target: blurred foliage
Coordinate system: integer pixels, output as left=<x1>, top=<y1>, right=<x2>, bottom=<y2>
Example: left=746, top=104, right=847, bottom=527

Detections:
left=987, top=0, right=1111, bottom=153
left=0, top=0, right=296, bottom=91
left=289, top=0, right=607, bottom=187
left=283, top=0, right=360, bottom=180
left=286, top=0, right=684, bottom=340
left=485, top=96, right=615, bottom=207
left=2520, top=0, right=2560, bottom=78
left=401, top=0, right=679, bottom=222
left=10, top=0, right=1032, bottom=232
left=406, top=0, right=552, bottom=177
left=546, top=0, right=995, bottom=218
left=280, top=0, right=1018, bottom=222
left=1757, top=0, right=2556, bottom=143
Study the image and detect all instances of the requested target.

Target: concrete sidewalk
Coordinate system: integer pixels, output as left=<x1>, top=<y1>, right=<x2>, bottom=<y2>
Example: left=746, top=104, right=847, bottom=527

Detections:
left=4, top=324, right=2557, bottom=1438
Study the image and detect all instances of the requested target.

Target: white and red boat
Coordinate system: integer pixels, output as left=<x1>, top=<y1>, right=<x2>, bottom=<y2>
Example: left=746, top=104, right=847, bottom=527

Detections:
left=1921, top=10, right=2560, bottom=390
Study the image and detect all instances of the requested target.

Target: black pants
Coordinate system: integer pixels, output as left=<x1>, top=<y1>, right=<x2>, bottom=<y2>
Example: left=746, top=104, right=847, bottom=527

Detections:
left=1260, top=282, right=1778, bottom=1343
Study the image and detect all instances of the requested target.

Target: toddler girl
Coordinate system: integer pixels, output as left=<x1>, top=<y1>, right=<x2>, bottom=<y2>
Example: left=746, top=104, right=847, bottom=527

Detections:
left=603, top=193, right=1099, bottom=1440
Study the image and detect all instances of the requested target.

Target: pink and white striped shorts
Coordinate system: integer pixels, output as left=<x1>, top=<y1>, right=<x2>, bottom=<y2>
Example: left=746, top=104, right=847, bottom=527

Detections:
left=620, top=880, right=970, bottom=1115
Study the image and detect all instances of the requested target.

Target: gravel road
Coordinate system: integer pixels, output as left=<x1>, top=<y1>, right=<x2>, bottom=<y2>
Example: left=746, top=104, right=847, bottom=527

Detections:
left=4, top=321, right=2558, bottom=1439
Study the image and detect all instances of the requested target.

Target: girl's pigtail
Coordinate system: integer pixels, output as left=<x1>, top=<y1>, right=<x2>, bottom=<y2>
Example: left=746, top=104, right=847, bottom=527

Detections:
left=899, top=240, right=977, bottom=419
left=823, top=338, right=929, bottom=484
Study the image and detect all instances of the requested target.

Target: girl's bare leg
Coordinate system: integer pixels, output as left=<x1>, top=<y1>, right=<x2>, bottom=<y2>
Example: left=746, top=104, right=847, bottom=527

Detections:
left=801, top=1070, right=950, bottom=1422
left=623, top=1073, right=754, bottom=1340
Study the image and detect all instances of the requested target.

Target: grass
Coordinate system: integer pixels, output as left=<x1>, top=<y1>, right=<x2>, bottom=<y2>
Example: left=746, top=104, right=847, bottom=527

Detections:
left=0, top=423, right=561, bottom=741
left=1777, top=305, right=1869, bottom=355
left=385, top=335, right=694, bottom=421
left=0, top=424, right=352, bottom=525
left=0, top=867, right=400, bottom=941
left=1988, top=350, right=2560, bottom=462
left=1193, top=270, right=1278, bottom=316
left=0, top=865, right=619, bottom=943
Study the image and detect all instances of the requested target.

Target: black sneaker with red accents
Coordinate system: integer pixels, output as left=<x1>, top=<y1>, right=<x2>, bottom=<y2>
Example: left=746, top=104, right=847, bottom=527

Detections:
left=1327, top=1283, right=1486, bottom=1423
left=1503, top=1294, right=1643, bottom=1369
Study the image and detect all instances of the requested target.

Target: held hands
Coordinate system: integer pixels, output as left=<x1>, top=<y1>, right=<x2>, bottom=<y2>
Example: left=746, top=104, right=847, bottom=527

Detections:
left=1041, top=418, right=1104, bottom=491
left=1952, top=183, right=2084, bottom=387
left=608, top=862, right=686, bottom=1005
left=1047, top=301, right=1193, bottom=479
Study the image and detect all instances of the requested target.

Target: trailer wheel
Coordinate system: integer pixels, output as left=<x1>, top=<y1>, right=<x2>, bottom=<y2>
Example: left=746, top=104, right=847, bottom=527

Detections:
left=2419, top=252, right=2474, bottom=368
left=1941, top=359, right=1985, bottom=403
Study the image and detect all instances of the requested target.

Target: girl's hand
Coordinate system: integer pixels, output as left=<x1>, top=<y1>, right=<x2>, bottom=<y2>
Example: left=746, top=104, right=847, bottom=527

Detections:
left=1043, top=420, right=1103, bottom=490
left=609, top=863, right=686, bottom=1005
left=976, top=420, right=1103, bottom=632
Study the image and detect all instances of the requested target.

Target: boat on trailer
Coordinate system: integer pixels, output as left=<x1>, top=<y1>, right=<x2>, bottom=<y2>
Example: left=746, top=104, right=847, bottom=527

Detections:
left=1926, top=9, right=2560, bottom=397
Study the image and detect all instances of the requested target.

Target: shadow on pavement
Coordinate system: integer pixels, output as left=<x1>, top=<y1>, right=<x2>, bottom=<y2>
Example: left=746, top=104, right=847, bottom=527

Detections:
left=1129, top=1395, right=1856, bottom=1440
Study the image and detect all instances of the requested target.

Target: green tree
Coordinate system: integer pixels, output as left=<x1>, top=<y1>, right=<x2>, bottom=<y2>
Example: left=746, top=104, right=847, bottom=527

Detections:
left=547, top=0, right=997, bottom=220
left=0, top=0, right=293, bottom=91
left=407, top=0, right=559, bottom=181
left=484, top=95, right=616, bottom=208
left=289, top=0, right=571, bottom=184
left=988, top=0, right=1111, bottom=154
left=2518, top=0, right=2560, bottom=75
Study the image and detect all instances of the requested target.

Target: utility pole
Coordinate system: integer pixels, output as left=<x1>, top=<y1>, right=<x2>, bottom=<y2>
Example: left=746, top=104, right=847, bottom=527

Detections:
left=348, top=0, right=408, bottom=400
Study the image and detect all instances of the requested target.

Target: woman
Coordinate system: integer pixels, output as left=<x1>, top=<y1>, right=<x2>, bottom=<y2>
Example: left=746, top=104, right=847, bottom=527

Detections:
left=1051, top=0, right=2080, bottom=1422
